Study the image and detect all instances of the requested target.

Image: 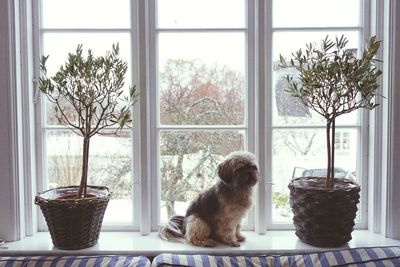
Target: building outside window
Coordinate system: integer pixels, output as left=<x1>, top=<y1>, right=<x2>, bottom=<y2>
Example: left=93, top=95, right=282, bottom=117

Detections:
left=335, top=132, right=352, bottom=151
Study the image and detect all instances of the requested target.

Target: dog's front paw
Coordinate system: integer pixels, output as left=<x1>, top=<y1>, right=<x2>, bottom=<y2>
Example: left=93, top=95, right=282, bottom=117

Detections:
left=191, top=238, right=217, bottom=247
left=230, top=241, right=240, bottom=247
left=201, top=239, right=217, bottom=247
left=237, top=235, right=246, bottom=242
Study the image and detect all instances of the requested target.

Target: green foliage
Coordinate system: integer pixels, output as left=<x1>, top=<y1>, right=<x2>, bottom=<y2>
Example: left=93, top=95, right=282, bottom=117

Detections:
left=39, top=44, right=138, bottom=198
left=280, top=35, right=382, bottom=122
left=39, top=44, right=138, bottom=137
left=280, top=35, right=382, bottom=188
left=272, top=192, right=289, bottom=209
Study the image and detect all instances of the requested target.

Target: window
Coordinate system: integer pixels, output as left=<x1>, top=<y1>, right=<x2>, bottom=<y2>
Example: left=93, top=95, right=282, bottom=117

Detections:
left=34, top=0, right=368, bottom=232
left=36, top=0, right=139, bottom=230
left=269, top=0, right=365, bottom=227
left=152, top=0, right=254, bottom=228
left=335, top=132, right=352, bottom=151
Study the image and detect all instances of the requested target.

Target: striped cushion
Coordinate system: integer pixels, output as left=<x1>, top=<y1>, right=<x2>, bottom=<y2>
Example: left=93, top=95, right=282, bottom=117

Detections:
left=152, top=246, right=400, bottom=267
left=0, top=255, right=150, bottom=267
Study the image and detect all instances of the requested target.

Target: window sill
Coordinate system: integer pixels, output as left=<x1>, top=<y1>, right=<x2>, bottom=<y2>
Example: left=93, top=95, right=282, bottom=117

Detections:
left=1, top=230, right=400, bottom=257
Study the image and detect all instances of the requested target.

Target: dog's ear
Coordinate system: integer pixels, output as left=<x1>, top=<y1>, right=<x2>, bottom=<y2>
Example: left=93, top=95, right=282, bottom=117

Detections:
left=217, top=160, right=232, bottom=184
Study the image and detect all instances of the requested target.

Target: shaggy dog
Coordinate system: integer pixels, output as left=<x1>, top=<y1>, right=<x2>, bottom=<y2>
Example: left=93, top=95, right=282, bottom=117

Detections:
left=159, top=151, right=259, bottom=247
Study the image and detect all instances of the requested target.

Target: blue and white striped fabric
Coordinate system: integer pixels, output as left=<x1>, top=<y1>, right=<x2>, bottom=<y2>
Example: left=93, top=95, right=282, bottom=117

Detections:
left=152, top=246, right=400, bottom=267
left=0, top=255, right=150, bottom=267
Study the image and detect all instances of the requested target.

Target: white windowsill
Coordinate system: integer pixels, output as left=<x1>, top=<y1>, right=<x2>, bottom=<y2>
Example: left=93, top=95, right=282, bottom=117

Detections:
left=1, top=230, right=400, bottom=257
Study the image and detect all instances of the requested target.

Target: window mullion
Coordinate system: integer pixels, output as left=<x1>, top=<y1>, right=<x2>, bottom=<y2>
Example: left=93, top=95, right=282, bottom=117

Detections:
left=272, top=125, right=362, bottom=130
left=246, top=0, right=256, bottom=231
left=156, top=28, right=247, bottom=32
left=33, top=0, right=48, bottom=232
left=40, top=28, right=131, bottom=33
left=255, top=0, right=271, bottom=234
left=368, top=0, right=384, bottom=234
left=272, top=26, right=363, bottom=32
left=147, top=0, right=159, bottom=233
left=358, top=0, right=371, bottom=230
left=158, top=125, right=248, bottom=130
left=130, top=0, right=141, bottom=230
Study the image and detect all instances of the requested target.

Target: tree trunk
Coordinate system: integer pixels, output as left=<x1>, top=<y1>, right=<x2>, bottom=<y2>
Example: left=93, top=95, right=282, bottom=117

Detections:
left=330, top=118, right=336, bottom=188
left=326, top=118, right=336, bottom=190
left=175, top=153, right=184, bottom=182
left=326, top=121, right=332, bottom=189
left=77, top=136, right=90, bottom=198
left=166, top=200, right=176, bottom=219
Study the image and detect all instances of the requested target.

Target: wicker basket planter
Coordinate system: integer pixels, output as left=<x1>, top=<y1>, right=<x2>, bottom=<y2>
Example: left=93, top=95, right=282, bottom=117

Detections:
left=288, top=177, right=360, bottom=247
left=35, top=185, right=111, bottom=250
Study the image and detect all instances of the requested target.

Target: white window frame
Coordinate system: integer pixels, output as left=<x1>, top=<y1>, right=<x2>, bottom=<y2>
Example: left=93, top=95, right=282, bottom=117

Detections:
left=264, top=0, right=369, bottom=230
left=32, top=0, right=142, bottom=231
left=32, top=0, right=370, bottom=233
left=148, top=0, right=256, bottom=231
left=2, top=0, right=399, bottom=240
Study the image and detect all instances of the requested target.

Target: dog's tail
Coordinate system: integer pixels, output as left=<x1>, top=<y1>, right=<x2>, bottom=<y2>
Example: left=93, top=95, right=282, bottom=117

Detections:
left=159, top=215, right=185, bottom=243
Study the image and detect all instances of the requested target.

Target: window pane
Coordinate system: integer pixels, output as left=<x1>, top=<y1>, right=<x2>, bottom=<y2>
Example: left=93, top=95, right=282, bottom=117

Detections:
left=158, top=33, right=245, bottom=125
left=158, top=32, right=245, bottom=74
left=42, top=0, right=130, bottom=29
left=157, top=0, right=245, bottom=29
left=272, top=128, right=358, bottom=223
left=159, top=131, right=245, bottom=222
left=273, top=31, right=360, bottom=126
left=42, top=33, right=132, bottom=125
left=273, top=31, right=360, bottom=60
left=42, top=33, right=131, bottom=76
left=273, top=0, right=360, bottom=28
left=45, top=130, right=133, bottom=224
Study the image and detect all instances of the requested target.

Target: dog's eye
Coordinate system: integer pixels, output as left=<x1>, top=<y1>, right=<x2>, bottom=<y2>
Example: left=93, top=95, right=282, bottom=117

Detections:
left=249, top=166, right=258, bottom=171
left=236, top=165, right=257, bottom=173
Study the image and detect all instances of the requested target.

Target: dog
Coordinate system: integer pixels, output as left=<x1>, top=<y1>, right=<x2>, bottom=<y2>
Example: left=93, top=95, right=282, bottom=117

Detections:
left=159, top=151, right=259, bottom=247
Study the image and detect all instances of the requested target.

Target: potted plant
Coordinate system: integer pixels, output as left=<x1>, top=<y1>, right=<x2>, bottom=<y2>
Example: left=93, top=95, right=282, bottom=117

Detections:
left=280, top=35, right=382, bottom=247
left=35, top=44, right=138, bottom=250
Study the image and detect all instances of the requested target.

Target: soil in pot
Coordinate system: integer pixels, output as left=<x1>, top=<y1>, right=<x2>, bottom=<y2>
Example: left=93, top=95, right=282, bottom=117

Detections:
left=56, top=194, right=97, bottom=200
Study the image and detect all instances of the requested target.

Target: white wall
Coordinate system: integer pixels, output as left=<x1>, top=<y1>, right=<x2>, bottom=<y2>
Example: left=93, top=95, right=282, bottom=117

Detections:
left=0, top=0, right=21, bottom=241
left=385, top=0, right=400, bottom=239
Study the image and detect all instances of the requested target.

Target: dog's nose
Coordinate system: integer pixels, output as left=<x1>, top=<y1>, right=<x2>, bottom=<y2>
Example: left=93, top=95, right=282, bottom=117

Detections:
left=247, top=174, right=259, bottom=186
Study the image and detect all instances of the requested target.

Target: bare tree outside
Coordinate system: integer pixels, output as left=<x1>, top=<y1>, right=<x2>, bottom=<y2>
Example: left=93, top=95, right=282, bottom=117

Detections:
left=46, top=131, right=132, bottom=199
left=159, top=59, right=245, bottom=219
left=47, top=132, right=82, bottom=187
left=160, top=59, right=244, bottom=125
left=274, top=78, right=319, bottom=157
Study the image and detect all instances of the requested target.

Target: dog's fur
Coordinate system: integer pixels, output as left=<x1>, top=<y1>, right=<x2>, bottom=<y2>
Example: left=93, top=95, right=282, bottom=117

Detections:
left=159, top=151, right=259, bottom=247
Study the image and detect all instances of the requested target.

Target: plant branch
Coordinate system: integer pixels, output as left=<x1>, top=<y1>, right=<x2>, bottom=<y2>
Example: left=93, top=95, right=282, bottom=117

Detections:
left=280, top=35, right=382, bottom=189
left=39, top=43, right=138, bottom=199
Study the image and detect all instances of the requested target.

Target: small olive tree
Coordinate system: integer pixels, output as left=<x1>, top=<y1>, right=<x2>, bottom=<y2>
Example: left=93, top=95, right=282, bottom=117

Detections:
left=280, top=35, right=382, bottom=189
left=39, top=44, right=138, bottom=198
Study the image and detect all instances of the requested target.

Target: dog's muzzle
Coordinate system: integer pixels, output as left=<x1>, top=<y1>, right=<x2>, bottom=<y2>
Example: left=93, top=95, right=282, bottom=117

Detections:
left=247, top=172, right=259, bottom=186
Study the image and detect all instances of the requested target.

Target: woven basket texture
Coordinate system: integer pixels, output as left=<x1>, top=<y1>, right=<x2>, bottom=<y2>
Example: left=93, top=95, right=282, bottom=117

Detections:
left=288, top=177, right=360, bottom=247
left=35, top=185, right=111, bottom=250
